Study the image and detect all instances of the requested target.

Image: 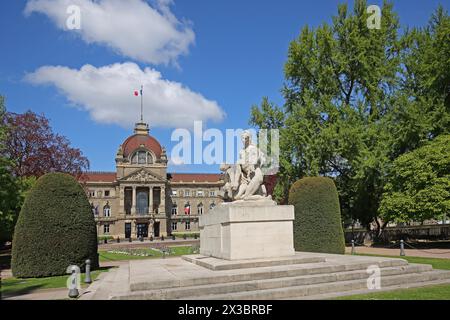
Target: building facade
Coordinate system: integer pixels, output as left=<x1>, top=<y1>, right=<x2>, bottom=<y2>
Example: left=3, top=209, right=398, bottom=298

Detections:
left=82, top=121, right=223, bottom=239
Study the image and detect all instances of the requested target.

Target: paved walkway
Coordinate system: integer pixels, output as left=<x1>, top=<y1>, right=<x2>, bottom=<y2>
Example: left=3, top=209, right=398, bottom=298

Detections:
left=345, top=246, right=450, bottom=259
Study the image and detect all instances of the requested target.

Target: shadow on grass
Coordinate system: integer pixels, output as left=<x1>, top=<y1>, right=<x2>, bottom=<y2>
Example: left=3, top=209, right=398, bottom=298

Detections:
left=1, top=284, right=46, bottom=299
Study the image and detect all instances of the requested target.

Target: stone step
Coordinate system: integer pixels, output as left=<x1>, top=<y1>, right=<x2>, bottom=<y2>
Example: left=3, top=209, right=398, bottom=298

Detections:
left=182, top=253, right=326, bottom=271
left=186, top=270, right=450, bottom=300
left=129, top=258, right=409, bottom=292
left=113, top=264, right=432, bottom=300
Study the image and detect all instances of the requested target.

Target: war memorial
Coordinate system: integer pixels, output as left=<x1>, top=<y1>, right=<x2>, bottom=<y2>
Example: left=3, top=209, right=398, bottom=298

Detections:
left=79, top=132, right=450, bottom=300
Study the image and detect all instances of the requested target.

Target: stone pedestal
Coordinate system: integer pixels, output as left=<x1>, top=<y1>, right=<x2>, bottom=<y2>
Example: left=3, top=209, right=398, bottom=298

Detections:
left=199, top=201, right=295, bottom=260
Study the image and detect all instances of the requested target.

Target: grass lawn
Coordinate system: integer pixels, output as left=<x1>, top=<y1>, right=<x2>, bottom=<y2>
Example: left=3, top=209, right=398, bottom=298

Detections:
left=1, top=268, right=109, bottom=297
left=336, top=254, right=450, bottom=300
left=353, top=253, right=450, bottom=270
left=1, top=245, right=197, bottom=297
left=336, top=283, right=450, bottom=300
left=98, top=245, right=196, bottom=262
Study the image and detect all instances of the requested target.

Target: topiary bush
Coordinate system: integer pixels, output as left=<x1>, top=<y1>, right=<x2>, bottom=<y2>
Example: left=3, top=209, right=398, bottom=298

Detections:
left=288, top=176, right=345, bottom=254
left=11, top=173, right=98, bottom=277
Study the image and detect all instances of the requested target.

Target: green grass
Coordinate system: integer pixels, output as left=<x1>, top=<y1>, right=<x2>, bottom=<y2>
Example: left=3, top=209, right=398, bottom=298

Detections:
left=1, top=268, right=109, bottom=297
left=98, top=245, right=197, bottom=262
left=353, top=253, right=450, bottom=270
left=336, top=254, right=450, bottom=300
left=336, top=283, right=450, bottom=300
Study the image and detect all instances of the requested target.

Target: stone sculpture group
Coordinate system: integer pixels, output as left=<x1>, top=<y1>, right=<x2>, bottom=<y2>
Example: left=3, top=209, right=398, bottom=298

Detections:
left=220, top=130, right=272, bottom=202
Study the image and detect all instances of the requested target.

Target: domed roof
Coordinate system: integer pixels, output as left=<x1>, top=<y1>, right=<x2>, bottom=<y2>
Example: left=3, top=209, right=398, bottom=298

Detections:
left=121, top=122, right=163, bottom=159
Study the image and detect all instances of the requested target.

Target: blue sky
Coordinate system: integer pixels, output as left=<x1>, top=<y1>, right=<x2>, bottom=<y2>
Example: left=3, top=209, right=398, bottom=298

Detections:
left=1, top=0, right=448, bottom=173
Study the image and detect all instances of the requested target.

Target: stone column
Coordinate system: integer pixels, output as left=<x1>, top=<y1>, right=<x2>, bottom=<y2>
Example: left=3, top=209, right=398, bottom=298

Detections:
left=131, top=186, right=136, bottom=215
left=149, top=186, right=153, bottom=214
left=159, top=186, right=165, bottom=215
left=119, top=186, right=124, bottom=215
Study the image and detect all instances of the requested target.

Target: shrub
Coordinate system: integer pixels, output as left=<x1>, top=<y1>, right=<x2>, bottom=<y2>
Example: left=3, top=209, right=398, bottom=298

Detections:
left=288, top=177, right=345, bottom=254
left=171, top=232, right=200, bottom=239
left=11, top=173, right=98, bottom=277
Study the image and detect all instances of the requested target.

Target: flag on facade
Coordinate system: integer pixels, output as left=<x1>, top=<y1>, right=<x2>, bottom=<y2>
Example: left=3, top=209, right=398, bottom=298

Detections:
left=184, top=205, right=190, bottom=215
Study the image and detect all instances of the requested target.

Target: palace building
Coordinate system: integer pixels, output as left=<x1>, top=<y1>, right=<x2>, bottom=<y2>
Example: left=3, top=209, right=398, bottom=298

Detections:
left=82, top=121, right=224, bottom=239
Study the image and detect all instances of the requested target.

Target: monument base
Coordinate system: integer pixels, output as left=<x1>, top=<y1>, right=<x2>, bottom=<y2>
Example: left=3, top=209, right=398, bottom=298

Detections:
left=199, top=201, right=295, bottom=260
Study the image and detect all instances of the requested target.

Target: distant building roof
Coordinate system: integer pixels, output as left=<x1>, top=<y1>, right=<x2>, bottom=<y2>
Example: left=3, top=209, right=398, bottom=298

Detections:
left=122, top=134, right=163, bottom=159
left=81, top=172, right=223, bottom=184
left=169, top=173, right=223, bottom=183
left=81, top=172, right=116, bottom=182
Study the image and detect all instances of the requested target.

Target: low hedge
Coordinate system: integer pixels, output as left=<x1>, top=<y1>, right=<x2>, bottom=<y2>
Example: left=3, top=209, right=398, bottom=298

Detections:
left=171, top=232, right=200, bottom=239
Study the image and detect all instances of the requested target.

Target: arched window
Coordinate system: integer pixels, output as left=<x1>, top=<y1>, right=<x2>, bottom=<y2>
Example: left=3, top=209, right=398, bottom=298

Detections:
left=103, top=203, right=111, bottom=217
left=197, top=203, right=204, bottom=215
left=131, top=150, right=154, bottom=164
left=209, top=202, right=216, bottom=210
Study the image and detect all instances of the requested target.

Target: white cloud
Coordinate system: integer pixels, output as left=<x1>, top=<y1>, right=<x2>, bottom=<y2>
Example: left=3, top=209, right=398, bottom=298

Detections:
left=25, top=62, right=225, bottom=128
left=24, top=0, right=195, bottom=65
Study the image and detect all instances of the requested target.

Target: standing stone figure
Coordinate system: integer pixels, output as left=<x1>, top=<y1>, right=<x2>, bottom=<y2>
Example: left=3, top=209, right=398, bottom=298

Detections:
left=220, top=131, right=271, bottom=202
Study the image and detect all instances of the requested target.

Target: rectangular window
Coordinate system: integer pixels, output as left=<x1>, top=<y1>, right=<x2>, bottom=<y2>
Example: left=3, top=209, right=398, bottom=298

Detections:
left=103, top=224, right=110, bottom=234
left=171, top=206, right=178, bottom=215
left=209, top=191, right=215, bottom=197
left=172, top=190, right=177, bottom=196
left=185, top=190, right=190, bottom=197
left=105, top=190, right=110, bottom=197
left=89, top=191, right=95, bottom=198
left=185, top=220, right=191, bottom=230
left=197, top=190, right=204, bottom=197
left=198, top=206, right=203, bottom=215
left=171, top=222, right=177, bottom=231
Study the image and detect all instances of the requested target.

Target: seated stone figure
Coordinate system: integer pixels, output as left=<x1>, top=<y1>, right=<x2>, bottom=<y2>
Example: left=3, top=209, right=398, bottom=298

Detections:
left=220, top=131, right=271, bottom=202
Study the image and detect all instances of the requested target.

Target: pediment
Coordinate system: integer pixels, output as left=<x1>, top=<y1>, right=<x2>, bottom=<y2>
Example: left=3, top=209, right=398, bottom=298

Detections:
left=119, top=169, right=165, bottom=183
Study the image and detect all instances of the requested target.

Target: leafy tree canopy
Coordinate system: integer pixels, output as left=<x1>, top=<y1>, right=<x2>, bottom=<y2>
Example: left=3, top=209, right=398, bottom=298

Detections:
left=250, top=1, right=449, bottom=232
left=380, top=135, right=450, bottom=223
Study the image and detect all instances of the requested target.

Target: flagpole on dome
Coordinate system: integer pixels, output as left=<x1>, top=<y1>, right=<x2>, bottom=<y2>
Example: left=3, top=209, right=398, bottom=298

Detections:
left=140, top=85, right=144, bottom=122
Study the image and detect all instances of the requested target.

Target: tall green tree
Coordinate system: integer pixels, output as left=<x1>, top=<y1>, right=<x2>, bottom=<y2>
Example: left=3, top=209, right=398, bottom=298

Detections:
left=250, top=1, right=450, bottom=234
left=0, top=96, right=21, bottom=244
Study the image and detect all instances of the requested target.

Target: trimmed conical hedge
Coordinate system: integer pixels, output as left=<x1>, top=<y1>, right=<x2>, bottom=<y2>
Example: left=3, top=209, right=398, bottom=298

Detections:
left=12, top=173, right=98, bottom=277
left=288, top=177, right=345, bottom=254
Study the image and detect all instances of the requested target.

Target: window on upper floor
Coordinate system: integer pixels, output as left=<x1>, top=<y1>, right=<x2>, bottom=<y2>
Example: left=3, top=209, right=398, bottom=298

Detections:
left=198, top=204, right=204, bottom=215
left=97, top=190, right=103, bottom=198
left=185, top=190, right=190, bottom=197
left=209, top=190, right=215, bottom=197
left=197, top=190, right=204, bottom=197
left=171, top=204, right=178, bottom=216
left=131, top=150, right=154, bottom=165
left=103, top=203, right=111, bottom=217
left=105, top=190, right=110, bottom=197
left=103, top=224, right=110, bottom=234
left=210, top=202, right=216, bottom=210
left=91, top=203, right=98, bottom=216
left=172, top=190, right=177, bottom=196
left=88, top=191, right=95, bottom=198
